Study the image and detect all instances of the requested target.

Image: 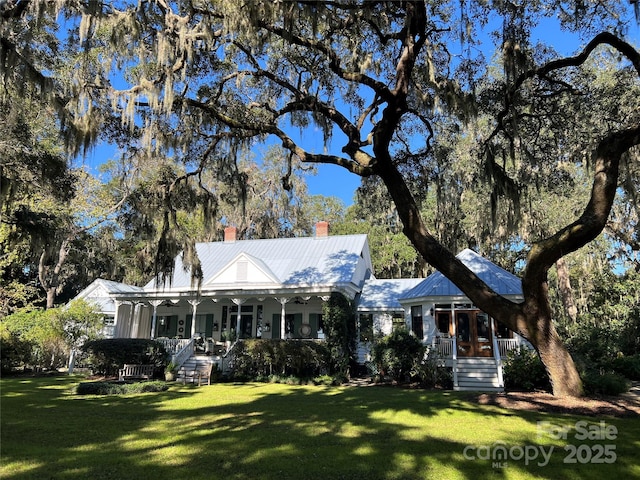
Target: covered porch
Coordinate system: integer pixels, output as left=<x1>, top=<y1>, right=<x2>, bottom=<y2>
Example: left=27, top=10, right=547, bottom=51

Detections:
left=111, top=293, right=336, bottom=342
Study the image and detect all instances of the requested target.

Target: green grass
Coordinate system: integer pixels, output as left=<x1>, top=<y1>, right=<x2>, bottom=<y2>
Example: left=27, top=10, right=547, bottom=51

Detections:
left=1, top=376, right=639, bottom=480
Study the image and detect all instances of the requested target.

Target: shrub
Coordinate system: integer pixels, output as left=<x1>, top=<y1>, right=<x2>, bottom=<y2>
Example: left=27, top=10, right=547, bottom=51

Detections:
left=81, top=339, right=168, bottom=376
left=0, top=325, right=34, bottom=374
left=606, top=354, right=640, bottom=381
left=503, top=348, right=551, bottom=392
left=582, top=371, right=630, bottom=396
left=231, top=339, right=331, bottom=381
left=322, top=293, right=357, bottom=376
left=412, top=350, right=453, bottom=389
left=0, top=309, right=66, bottom=370
left=372, top=328, right=425, bottom=383
left=1, top=301, right=103, bottom=372
left=76, top=380, right=169, bottom=395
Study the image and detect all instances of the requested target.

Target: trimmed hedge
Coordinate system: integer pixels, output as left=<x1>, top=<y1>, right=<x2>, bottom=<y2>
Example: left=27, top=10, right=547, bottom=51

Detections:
left=230, top=339, right=331, bottom=380
left=76, top=380, right=169, bottom=395
left=81, top=339, right=168, bottom=376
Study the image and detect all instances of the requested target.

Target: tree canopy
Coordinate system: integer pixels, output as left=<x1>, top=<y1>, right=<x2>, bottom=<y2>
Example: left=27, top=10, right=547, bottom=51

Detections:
left=2, top=1, right=639, bottom=396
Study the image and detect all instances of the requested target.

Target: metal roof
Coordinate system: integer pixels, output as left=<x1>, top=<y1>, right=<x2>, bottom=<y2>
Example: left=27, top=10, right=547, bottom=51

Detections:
left=400, top=249, right=523, bottom=301
left=77, top=278, right=145, bottom=296
left=73, top=279, right=145, bottom=313
left=357, top=278, right=424, bottom=311
left=145, top=234, right=372, bottom=291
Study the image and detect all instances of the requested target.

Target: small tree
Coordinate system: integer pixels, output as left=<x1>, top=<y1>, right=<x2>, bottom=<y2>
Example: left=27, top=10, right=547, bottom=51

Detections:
left=0, top=300, right=102, bottom=372
left=56, top=300, right=103, bottom=373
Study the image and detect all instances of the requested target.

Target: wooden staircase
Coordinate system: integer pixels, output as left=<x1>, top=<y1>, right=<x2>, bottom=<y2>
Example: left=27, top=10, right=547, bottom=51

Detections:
left=454, top=357, right=503, bottom=392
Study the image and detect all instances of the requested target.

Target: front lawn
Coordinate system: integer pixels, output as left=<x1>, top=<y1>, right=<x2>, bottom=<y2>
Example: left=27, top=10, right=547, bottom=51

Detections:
left=1, top=376, right=638, bottom=479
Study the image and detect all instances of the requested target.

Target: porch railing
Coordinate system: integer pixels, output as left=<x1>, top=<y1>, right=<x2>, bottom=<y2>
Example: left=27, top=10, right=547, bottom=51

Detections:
left=157, top=337, right=194, bottom=369
left=434, top=337, right=521, bottom=359
left=434, top=337, right=454, bottom=357
left=497, top=338, right=519, bottom=358
left=157, top=338, right=192, bottom=354
left=221, top=339, right=242, bottom=374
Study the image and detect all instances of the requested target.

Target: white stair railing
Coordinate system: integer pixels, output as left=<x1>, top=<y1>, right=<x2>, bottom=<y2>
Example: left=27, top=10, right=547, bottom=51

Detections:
left=164, top=338, right=195, bottom=369
left=221, top=339, right=242, bottom=374
left=497, top=338, right=519, bottom=358
left=435, top=337, right=454, bottom=358
left=157, top=338, right=191, bottom=355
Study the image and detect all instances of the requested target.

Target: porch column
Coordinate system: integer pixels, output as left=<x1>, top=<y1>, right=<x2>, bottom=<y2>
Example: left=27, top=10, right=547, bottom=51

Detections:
left=113, top=300, right=123, bottom=338
left=491, top=317, right=504, bottom=388
left=188, top=299, right=202, bottom=338
left=451, top=305, right=458, bottom=389
left=232, top=298, right=246, bottom=339
left=278, top=298, right=290, bottom=339
left=130, top=303, right=141, bottom=338
left=149, top=300, right=163, bottom=339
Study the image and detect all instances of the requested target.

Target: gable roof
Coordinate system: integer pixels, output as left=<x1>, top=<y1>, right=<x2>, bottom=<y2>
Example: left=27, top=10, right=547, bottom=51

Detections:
left=145, top=234, right=372, bottom=293
left=74, top=279, right=145, bottom=313
left=357, top=278, right=424, bottom=311
left=400, top=249, right=522, bottom=301
left=205, top=252, right=281, bottom=286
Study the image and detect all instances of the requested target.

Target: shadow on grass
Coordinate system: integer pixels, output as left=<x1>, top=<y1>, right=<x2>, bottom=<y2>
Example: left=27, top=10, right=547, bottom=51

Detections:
left=1, top=376, right=638, bottom=480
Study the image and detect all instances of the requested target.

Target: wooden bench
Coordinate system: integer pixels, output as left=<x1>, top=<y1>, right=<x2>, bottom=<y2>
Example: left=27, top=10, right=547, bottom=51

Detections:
left=182, top=363, right=213, bottom=386
left=118, top=364, right=155, bottom=382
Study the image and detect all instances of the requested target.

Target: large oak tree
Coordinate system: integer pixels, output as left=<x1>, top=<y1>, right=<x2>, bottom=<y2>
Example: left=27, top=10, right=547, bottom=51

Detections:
left=2, top=1, right=639, bottom=396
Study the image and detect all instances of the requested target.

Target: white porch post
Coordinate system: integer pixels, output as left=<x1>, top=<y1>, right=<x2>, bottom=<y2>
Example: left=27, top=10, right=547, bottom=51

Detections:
left=149, top=300, right=163, bottom=339
left=113, top=300, right=123, bottom=338
left=451, top=304, right=458, bottom=389
left=130, top=303, right=141, bottom=338
left=127, top=303, right=137, bottom=337
left=188, top=299, right=202, bottom=338
left=491, top=317, right=504, bottom=388
left=278, top=298, right=290, bottom=339
left=232, top=298, right=246, bottom=339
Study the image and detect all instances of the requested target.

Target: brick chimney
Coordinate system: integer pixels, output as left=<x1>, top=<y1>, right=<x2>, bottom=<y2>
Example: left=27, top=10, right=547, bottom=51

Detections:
left=315, top=221, right=329, bottom=238
left=224, top=226, right=237, bottom=242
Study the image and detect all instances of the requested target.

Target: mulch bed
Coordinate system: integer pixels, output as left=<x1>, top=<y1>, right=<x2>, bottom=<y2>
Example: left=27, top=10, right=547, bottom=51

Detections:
left=472, top=390, right=640, bottom=418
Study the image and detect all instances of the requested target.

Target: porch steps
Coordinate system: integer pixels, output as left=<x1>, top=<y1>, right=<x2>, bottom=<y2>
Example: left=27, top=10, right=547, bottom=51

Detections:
left=176, top=355, right=219, bottom=384
left=454, top=357, right=503, bottom=392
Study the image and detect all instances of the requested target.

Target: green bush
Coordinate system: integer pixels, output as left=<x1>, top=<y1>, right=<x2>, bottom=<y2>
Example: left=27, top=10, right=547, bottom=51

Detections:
left=411, top=350, right=452, bottom=389
left=322, top=293, right=357, bottom=376
left=0, top=325, right=34, bottom=374
left=231, top=339, right=331, bottom=381
left=0, top=309, right=67, bottom=370
left=1, top=301, right=103, bottom=372
left=81, top=339, right=168, bottom=376
left=582, top=371, right=630, bottom=396
left=503, top=348, right=551, bottom=392
left=76, top=380, right=169, bottom=395
left=372, top=328, right=425, bottom=383
left=606, top=354, right=640, bottom=381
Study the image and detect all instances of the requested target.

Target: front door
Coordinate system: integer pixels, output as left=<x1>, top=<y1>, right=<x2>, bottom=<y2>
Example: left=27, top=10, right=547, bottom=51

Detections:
left=240, top=314, right=253, bottom=338
left=456, top=310, right=493, bottom=357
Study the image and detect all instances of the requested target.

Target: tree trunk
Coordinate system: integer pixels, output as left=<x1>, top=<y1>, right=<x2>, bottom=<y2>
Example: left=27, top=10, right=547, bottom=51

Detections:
left=556, top=257, right=578, bottom=322
left=536, top=329, right=583, bottom=397
left=39, top=238, right=70, bottom=309
left=46, top=287, right=57, bottom=310
left=520, top=293, right=584, bottom=396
